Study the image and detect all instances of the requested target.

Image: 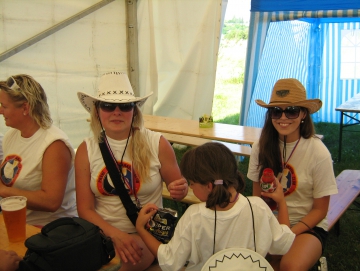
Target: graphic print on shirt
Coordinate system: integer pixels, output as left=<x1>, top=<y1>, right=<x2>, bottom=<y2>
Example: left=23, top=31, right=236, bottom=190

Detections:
left=0, top=155, right=22, bottom=186
left=96, top=160, right=140, bottom=196
left=280, top=163, right=297, bottom=196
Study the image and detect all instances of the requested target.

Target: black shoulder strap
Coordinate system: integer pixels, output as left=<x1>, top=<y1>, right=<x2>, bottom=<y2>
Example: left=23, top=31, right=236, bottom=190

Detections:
left=99, top=140, right=138, bottom=226
left=246, top=196, right=256, bottom=252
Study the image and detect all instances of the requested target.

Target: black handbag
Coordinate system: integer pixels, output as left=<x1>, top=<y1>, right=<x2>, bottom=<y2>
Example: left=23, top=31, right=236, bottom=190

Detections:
left=18, top=217, right=115, bottom=271
left=99, top=135, right=177, bottom=243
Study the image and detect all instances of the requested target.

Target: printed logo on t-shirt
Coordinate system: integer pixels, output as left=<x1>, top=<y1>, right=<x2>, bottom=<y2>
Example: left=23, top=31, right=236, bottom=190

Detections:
left=280, top=164, right=297, bottom=196
left=0, top=155, right=22, bottom=186
left=96, top=161, right=140, bottom=196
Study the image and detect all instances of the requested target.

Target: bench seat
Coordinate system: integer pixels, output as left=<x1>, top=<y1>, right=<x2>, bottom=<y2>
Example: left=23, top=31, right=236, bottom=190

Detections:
left=161, top=132, right=252, bottom=157
left=327, top=169, right=360, bottom=233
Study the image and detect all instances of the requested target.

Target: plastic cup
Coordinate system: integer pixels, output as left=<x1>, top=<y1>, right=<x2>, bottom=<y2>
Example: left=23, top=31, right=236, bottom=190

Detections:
left=0, top=196, right=27, bottom=242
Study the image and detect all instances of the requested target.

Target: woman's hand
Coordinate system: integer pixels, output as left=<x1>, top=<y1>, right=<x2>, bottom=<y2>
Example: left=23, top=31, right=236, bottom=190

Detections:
left=167, top=178, right=188, bottom=200
left=111, top=230, right=144, bottom=265
left=0, top=249, right=21, bottom=271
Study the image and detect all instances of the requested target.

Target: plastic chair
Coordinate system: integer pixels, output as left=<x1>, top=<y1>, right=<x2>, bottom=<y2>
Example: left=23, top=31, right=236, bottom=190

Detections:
left=201, top=247, right=274, bottom=271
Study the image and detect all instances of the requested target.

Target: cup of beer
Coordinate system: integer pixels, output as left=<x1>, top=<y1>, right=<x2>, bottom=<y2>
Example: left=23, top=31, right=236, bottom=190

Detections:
left=0, top=196, right=27, bottom=242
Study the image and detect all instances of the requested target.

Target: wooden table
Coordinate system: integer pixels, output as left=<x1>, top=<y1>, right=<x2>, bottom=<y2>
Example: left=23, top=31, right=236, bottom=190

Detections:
left=143, top=114, right=262, bottom=145
left=335, top=93, right=360, bottom=161
left=0, top=214, right=120, bottom=271
left=0, top=213, right=39, bottom=257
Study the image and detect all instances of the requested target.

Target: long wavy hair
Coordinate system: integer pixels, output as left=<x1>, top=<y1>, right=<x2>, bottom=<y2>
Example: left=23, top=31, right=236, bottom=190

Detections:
left=89, top=104, right=151, bottom=183
left=257, top=107, right=315, bottom=181
left=180, top=142, right=245, bottom=209
left=0, top=74, right=52, bottom=129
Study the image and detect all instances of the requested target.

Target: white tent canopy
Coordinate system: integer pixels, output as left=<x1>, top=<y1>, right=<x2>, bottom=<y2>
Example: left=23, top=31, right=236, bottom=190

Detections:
left=0, top=0, right=226, bottom=147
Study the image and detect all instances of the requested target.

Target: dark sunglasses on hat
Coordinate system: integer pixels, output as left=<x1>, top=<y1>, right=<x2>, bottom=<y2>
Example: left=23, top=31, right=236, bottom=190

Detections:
left=270, top=106, right=301, bottom=119
left=98, top=101, right=136, bottom=112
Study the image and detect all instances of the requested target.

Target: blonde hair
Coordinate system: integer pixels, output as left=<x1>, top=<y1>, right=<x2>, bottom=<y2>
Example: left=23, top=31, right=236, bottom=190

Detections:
left=1, top=74, right=52, bottom=129
left=90, top=104, right=151, bottom=182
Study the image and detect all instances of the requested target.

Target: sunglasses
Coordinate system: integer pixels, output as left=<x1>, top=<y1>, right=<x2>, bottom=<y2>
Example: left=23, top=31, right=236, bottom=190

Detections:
left=98, top=102, right=136, bottom=112
left=6, top=76, right=21, bottom=91
left=270, top=106, right=301, bottom=119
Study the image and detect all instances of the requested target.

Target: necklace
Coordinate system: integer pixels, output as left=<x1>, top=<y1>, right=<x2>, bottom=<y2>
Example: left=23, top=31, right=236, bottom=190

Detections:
left=230, top=192, right=239, bottom=203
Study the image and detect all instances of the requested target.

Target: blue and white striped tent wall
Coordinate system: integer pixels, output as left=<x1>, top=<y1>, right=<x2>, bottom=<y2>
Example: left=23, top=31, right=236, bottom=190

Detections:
left=240, top=7, right=360, bottom=127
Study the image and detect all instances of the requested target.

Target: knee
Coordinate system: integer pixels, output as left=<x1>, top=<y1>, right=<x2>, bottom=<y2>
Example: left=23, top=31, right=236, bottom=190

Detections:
left=280, top=257, right=305, bottom=271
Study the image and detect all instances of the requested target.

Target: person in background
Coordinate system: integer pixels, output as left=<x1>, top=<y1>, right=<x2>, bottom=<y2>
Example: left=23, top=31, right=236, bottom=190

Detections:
left=0, top=75, right=77, bottom=227
left=247, top=78, right=338, bottom=271
left=136, top=142, right=295, bottom=271
left=0, top=249, right=21, bottom=271
left=75, top=71, right=188, bottom=271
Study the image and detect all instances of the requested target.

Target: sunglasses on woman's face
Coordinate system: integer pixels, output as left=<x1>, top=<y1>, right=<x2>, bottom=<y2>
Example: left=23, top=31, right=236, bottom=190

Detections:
left=98, top=102, right=135, bottom=112
left=270, top=106, right=301, bottom=119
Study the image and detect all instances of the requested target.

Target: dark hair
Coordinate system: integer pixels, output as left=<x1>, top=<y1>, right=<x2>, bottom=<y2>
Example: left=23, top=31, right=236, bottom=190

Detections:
left=257, top=107, right=315, bottom=180
left=180, top=142, right=245, bottom=209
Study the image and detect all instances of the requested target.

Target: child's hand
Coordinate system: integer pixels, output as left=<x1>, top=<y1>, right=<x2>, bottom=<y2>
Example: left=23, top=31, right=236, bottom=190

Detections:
left=136, top=203, right=158, bottom=230
left=261, top=178, right=285, bottom=204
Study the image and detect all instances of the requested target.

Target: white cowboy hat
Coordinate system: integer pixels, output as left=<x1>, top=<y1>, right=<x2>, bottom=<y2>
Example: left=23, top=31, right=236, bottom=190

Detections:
left=255, top=78, right=322, bottom=114
left=77, top=71, right=153, bottom=112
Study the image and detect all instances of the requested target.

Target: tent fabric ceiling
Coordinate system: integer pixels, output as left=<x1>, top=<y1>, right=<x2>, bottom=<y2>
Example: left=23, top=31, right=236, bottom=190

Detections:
left=0, top=0, right=223, bottom=148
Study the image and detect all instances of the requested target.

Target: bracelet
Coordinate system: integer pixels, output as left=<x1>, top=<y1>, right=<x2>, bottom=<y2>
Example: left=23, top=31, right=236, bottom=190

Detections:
left=299, top=220, right=312, bottom=231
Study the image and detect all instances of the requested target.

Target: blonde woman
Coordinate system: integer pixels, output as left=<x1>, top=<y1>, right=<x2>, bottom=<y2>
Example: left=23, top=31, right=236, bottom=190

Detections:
left=75, top=72, right=188, bottom=271
left=0, top=75, right=77, bottom=226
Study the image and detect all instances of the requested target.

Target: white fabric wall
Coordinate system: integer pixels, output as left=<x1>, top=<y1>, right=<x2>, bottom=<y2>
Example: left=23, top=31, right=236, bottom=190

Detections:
left=0, top=0, right=222, bottom=148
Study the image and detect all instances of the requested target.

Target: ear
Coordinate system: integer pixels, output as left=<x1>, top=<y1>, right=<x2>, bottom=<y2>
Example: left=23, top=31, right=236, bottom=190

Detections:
left=207, top=182, right=214, bottom=192
left=22, top=102, right=30, bottom=116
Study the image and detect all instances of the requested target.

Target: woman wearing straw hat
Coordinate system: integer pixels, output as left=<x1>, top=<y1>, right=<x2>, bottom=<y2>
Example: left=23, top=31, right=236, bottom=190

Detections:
left=247, top=78, right=338, bottom=271
left=75, top=72, right=188, bottom=271
left=0, top=75, right=77, bottom=226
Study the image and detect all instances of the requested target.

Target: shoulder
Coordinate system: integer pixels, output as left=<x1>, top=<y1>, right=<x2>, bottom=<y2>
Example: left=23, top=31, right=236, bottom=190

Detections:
left=301, top=136, right=331, bottom=159
left=44, top=125, right=70, bottom=141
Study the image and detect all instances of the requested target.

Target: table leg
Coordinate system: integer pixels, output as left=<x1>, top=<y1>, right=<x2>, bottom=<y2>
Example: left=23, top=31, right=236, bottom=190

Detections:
left=338, top=112, right=344, bottom=162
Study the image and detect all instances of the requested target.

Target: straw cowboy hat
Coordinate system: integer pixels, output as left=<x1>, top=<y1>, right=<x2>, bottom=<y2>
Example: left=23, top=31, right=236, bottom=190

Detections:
left=77, top=71, right=153, bottom=112
left=255, top=78, right=322, bottom=114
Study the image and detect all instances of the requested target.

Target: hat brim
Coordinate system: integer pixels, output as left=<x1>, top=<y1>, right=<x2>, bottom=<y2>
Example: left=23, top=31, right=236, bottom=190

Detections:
left=77, top=91, right=153, bottom=112
left=255, top=98, right=322, bottom=114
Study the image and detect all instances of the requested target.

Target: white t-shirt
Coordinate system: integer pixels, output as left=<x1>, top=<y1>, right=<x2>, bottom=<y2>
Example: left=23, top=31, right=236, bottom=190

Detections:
left=157, top=196, right=295, bottom=271
left=85, top=128, right=163, bottom=233
left=247, top=137, right=338, bottom=230
left=1, top=126, right=77, bottom=226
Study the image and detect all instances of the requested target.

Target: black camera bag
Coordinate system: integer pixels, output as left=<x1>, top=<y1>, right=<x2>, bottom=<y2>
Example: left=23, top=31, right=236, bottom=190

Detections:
left=18, top=217, right=115, bottom=271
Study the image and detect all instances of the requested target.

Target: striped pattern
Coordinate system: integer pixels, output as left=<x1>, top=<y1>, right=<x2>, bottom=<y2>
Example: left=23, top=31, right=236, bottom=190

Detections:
left=242, top=10, right=360, bottom=127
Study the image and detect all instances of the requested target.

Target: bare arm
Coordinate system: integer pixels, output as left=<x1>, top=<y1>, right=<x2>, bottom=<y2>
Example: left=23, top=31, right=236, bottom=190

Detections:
left=158, top=136, right=188, bottom=200
left=290, top=196, right=330, bottom=235
left=261, top=179, right=290, bottom=227
left=252, top=181, right=262, bottom=197
left=75, top=142, right=143, bottom=265
left=0, top=140, right=72, bottom=212
left=135, top=203, right=162, bottom=257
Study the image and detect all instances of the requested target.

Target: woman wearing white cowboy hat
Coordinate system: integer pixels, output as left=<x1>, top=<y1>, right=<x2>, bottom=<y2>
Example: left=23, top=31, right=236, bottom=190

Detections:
left=247, top=78, right=338, bottom=271
left=75, top=72, right=188, bottom=271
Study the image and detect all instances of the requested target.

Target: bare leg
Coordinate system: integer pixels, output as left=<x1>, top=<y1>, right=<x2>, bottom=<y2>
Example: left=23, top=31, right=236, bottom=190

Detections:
left=118, top=234, right=155, bottom=271
left=280, top=234, right=322, bottom=271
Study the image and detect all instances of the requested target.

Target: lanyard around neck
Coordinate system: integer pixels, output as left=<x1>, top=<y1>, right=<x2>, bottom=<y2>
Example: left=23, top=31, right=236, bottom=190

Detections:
left=281, top=137, right=301, bottom=169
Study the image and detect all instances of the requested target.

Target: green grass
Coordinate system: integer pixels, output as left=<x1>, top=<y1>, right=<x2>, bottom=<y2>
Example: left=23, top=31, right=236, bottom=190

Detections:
left=165, top=115, right=360, bottom=271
